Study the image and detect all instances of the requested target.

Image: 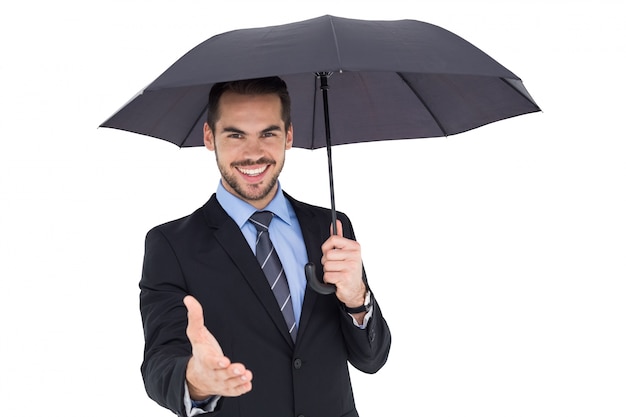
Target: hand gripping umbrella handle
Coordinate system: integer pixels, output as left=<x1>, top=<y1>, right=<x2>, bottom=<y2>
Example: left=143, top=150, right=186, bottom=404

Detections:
left=305, top=262, right=336, bottom=295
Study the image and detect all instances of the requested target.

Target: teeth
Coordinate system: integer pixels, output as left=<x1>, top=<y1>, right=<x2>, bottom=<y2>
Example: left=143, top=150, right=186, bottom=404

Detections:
left=238, top=166, right=266, bottom=176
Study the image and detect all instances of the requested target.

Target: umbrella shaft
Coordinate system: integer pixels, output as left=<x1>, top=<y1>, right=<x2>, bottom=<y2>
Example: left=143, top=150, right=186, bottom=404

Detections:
left=320, top=73, right=337, bottom=236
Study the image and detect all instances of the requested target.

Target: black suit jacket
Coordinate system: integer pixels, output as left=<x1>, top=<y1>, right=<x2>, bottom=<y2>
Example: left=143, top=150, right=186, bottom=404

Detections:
left=139, top=193, right=391, bottom=417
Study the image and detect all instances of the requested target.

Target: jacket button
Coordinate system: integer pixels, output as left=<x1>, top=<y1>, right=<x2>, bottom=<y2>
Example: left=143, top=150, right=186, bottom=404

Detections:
left=293, top=358, right=302, bottom=369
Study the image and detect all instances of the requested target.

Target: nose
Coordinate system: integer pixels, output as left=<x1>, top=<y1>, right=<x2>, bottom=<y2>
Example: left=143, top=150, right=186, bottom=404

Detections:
left=243, top=137, right=264, bottom=159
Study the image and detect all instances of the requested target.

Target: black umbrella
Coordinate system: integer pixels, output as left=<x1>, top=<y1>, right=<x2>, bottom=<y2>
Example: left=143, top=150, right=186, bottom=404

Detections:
left=100, top=15, right=540, bottom=294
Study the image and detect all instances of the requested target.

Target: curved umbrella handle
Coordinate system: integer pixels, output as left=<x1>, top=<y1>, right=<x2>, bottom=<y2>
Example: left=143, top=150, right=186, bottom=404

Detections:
left=305, top=262, right=336, bottom=294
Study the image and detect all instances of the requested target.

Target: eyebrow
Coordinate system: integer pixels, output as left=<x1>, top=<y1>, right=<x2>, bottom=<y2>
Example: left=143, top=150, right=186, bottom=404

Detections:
left=220, top=125, right=283, bottom=135
left=221, top=126, right=245, bottom=135
left=262, top=125, right=282, bottom=133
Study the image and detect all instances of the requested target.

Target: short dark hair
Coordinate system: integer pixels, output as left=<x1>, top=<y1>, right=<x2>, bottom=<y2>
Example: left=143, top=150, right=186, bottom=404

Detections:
left=206, top=76, right=292, bottom=132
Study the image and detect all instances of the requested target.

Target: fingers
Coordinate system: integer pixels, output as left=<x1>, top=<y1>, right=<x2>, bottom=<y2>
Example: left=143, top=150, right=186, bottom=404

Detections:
left=322, top=220, right=366, bottom=304
left=214, top=365, right=254, bottom=396
left=188, top=356, right=253, bottom=399
left=321, top=220, right=362, bottom=280
left=322, top=248, right=361, bottom=278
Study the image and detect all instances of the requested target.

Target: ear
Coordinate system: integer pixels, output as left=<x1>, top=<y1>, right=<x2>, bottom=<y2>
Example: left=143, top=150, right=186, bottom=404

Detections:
left=203, top=122, right=215, bottom=151
left=285, top=124, right=294, bottom=150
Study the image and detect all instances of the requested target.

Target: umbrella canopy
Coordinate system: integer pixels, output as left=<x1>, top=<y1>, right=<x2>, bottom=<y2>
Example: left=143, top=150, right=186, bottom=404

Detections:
left=100, top=15, right=540, bottom=293
left=101, top=14, right=540, bottom=149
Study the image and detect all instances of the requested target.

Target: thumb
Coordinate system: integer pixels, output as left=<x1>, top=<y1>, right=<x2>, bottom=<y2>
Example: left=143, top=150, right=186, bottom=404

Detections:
left=330, top=219, right=344, bottom=237
left=184, top=295, right=207, bottom=344
left=184, top=295, right=226, bottom=363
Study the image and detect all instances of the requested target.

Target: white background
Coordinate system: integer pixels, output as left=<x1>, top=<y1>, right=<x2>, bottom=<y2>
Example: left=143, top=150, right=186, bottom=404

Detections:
left=1, top=1, right=625, bottom=416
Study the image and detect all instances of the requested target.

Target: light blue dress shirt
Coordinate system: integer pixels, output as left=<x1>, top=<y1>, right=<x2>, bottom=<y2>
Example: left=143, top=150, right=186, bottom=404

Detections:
left=215, top=180, right=308, bottom=325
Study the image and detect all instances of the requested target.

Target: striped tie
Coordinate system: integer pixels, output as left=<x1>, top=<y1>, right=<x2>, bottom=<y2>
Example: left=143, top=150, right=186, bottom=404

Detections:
left=250, top=211, right=297, bottom=342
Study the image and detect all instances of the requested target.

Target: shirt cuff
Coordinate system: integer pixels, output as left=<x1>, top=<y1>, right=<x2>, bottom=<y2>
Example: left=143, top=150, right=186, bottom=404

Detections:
left=348, top=305, right=373, bottom=329
left=184, top=382, right=221, bottom=416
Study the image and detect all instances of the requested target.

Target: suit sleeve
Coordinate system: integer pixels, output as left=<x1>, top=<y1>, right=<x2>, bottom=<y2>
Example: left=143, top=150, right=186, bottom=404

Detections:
left=139, top=227, right=193, bottom=417
left=336, top=212, right=392, bottom=374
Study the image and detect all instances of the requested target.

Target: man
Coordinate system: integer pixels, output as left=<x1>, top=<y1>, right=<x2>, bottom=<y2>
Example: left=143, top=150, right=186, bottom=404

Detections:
left=140, top=76, right=392, bottom=416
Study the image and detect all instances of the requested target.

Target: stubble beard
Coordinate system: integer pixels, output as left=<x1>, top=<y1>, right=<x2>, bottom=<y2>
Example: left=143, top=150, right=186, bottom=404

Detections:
left=217, top=153, right=285, bottom=203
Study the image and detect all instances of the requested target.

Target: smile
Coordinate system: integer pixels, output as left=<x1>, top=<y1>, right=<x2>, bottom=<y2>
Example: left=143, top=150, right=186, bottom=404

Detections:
left=237, top=166, right=268, bottom=176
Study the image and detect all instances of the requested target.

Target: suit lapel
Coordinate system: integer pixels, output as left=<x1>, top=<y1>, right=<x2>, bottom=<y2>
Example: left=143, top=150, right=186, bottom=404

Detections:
left=287, top=195, right=327, bottom=340
left=202, top=196, right=295, bottom=347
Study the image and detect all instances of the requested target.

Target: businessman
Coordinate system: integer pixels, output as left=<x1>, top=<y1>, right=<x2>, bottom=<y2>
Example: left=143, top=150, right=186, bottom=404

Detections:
left=139, top=76, right=392, bottom=416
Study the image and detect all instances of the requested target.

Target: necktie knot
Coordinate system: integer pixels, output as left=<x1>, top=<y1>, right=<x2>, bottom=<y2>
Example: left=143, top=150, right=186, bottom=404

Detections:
left=250, top=211, right=274, bottom=231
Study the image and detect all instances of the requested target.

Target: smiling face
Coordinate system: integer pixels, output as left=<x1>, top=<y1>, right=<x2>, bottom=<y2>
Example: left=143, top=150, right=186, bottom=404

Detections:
left=204, top=91, right=293, bottom=209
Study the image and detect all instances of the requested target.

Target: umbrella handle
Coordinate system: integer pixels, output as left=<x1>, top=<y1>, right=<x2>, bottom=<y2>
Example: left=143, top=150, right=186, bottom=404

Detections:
left=305, top=262, right=336, bottom=294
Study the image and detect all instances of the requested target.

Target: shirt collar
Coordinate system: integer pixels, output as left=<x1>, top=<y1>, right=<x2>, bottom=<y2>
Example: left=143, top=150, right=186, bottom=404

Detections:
left=216, top=180, right=291, bottom=229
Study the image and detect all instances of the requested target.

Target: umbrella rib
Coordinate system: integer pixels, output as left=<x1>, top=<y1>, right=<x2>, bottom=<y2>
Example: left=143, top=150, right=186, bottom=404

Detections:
left=180, top=101, right=209, bottom=148
left=309, top=76, right=319, bottom=149
left=328, top=16, right=342, bottom=69
left=397, top=73, right=448, bottom=137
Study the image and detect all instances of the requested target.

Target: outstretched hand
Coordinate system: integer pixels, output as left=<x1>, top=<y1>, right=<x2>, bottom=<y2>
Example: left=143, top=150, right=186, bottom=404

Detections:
left=321, top=220, right=367, bottom=311
left=184, top=295, right=253, bottom=400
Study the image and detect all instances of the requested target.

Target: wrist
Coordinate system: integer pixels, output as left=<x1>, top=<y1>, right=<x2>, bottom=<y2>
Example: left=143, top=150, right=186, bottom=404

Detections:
left=343, top=290, right=371, bottom=314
